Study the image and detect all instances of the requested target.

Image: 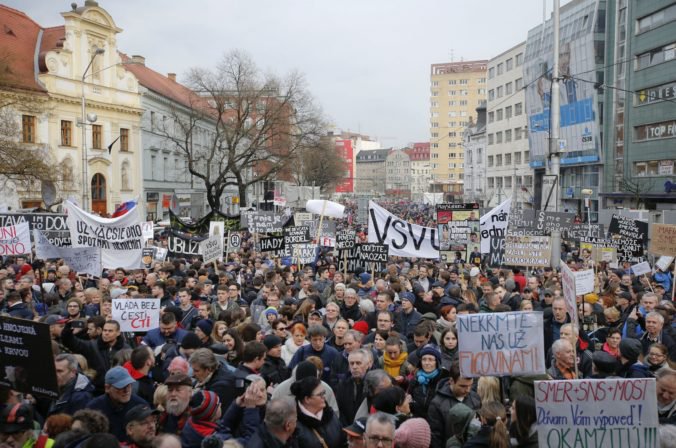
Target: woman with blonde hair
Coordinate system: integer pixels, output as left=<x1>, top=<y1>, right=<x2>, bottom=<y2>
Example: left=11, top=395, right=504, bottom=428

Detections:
left=477, top=376, right=502, bottom=404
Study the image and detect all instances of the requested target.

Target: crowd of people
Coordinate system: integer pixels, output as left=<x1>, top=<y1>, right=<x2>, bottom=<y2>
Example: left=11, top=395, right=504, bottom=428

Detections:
left=0, top=204, right=675, bottom=448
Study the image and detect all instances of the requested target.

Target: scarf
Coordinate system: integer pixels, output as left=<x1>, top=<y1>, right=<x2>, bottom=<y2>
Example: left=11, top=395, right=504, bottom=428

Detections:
left=383, top=352, right=408, bottom=378
left=602, top=342, right=620, bottom=359
left=415, top=368, right=440, bottom=387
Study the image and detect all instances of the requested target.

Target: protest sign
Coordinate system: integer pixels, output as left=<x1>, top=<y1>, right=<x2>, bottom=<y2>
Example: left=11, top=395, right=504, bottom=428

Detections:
left=259, top=236, right=285, bottom=253
left=301, top=219, right=336, bottom=240
left=294, top=212, right=312, bottom=224
left=480, top=198, right=510, bottom=254
left=141, top=247, right=155, bottom=269
left=227, top=232, right=241, bottom=250
left=607, top=215, right=648, bottom=262
left=336, top=230, right=357, bottom=250
left=0, top=222, right=31, bottom=256
left=648, top=223, right=676, bottom=255
left=487, top=236, right=506, bottom=267
left=656, top=256, right=674, bottom=271
left=502, top=235, right=551, bottom=267
left=631, top=261, right=652, bottom=276
left=66, top=200, right=143, bottom=269
left=357, top=242, right=389, bottom=272
left=34, top=229, right=103, bottom=276
left=534, top=378, right=658, bottom=448
left=0, top=316, right=58, bottom=398
left=437, top=203, right=480, bottom=263
left=575, top=269, right=595, bottom=295
left=167, top=230, right=205, bottom=257
left=560, top=263, right=579, bottom=324
left=209, top=221, right=224, bottom=237
left=0, top=212, right=70, bottom=246
left=200, top=234, right=223, bottom=265
left=141, top=221, right=154, bottom=240
left=241, top=211, right=290, bottom=233
left=456, top=312, right=545, bottom=377
left=154, top=247, right=168, bottom=262
left=284, top=226, right=311, bottom=245
left=292, top=243, right=318, bottom=264
left=368, top=201, right=439, bottom=259
left=112, top=298, right=160, bottom=332
left=566, top=223, right=605, bottom=240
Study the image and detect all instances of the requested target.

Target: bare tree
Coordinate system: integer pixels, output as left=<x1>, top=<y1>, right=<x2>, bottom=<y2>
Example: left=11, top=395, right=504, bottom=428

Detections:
left=156, top=50, right=326, bottom=212
left=620, top=175, right=656, bottom=209
left=291, top=138, right=347, bottom=193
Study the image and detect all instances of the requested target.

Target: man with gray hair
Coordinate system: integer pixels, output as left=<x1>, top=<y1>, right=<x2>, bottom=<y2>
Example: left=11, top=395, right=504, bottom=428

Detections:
left=355, top=369, right=393, bottom=420
left=248, top=399, right=298, bottom=447
left=548, top=338, right=576, bottom=380
left=628, top=311, right=676, bottom=360
left=336, top=349, right=373, bottom=425
left=329, top=329, right=365, bottom=386
left=364, top=411, right=396, bottom=448
left=49, top=353, right=94, bottom=416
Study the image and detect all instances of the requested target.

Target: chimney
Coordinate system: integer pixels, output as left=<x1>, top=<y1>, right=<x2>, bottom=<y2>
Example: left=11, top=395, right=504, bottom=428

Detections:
left=131, top=55, right=145, bottom=66
left=167, top=73, right=176, bottom=82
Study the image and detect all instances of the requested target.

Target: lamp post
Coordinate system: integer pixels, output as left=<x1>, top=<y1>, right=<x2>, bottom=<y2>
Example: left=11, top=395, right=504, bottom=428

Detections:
left=81, top=47, right=105, bottom=211
left=581, top=188, right=593, bottom=237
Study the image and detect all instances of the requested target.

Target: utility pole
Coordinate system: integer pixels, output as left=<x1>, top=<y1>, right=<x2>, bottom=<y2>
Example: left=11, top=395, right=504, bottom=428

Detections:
left=549, top=0, right=562, bottom=269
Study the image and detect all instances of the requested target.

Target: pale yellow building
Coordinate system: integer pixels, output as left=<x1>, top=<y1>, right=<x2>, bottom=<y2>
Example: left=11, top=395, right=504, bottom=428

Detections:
left=429, top=60, right=487, bottom=200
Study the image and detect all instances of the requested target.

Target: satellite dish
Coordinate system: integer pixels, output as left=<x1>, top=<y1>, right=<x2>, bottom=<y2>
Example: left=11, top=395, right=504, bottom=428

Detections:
left=41, top=180, right=57, bottom=207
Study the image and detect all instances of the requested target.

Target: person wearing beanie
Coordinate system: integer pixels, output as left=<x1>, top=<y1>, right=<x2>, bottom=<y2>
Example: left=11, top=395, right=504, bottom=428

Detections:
left=618, top=338, right=652, bottom=378
left=353, top=320, right=369, bottom=336
left=180, top=391, right=221, bottom=448
left=407, top=344, right=448, bottom=420
left=260, top=334, right=290, bottom=387
left=446, top=403, right=481, bottom=448
left=400, top=292, right=422, bottom=342
left=395, top=417, right=431, bottom=448
left=194, top=320, right=214, bottom=347
left=357, top=272, right=374, bottom=298
left=591, top=351, right=620, bottom=378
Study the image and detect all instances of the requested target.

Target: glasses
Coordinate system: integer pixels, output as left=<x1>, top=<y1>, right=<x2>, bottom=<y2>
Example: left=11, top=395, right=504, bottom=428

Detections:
left=277, top=326, right=287, bottom=331
left=366, top=435, right=394, bottom=446
left=229, top=288, right=238, bottom=291
left=312, top=391, right=326, bottom=398
left=649, top=352, right=666, bottom=358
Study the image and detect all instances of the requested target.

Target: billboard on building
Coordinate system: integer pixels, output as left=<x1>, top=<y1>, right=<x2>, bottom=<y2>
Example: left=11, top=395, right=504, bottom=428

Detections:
left=334, top=139, right=354, bottom=193
left=523, top=0, right=601, bottom=167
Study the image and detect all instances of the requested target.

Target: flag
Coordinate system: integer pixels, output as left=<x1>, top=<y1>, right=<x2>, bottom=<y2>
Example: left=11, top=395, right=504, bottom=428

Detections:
left=112, top=199, right=138, bottom=218
left=107, top=136, right=121, bottom=155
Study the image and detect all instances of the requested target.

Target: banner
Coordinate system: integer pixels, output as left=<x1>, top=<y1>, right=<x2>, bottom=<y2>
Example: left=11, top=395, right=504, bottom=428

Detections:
left=368, top=201, right=439, bottom=259
left=112, top=298, right=160, bottom=332
left=0, top=222, right=31, bottom=255
left=503, top=235, right=552, bottom=267
left=169, top=209, right=240, bottom=235
left=534, top=378, right=658, bottom=448
left=200, top=234, right=223, bottom=265
left=0, top=213, right=70, bottom=246
left=456, top=311, right=545, bottom=377
left=292, top=243, right=319, bottom=264
left=437, top=203, right=480, bottom=263
left=0, top=316, right=58, bottom=398
left=649, top=223, right=676, bottom=256
left=479, top=198, right=510, bottom=254
left=65, top=201, right=143, bottom=269
left=608, top=215, right=648, bottom=262
left=167, top=230, right=205, bottom=257
left=34, top=230, right=102, bottom=276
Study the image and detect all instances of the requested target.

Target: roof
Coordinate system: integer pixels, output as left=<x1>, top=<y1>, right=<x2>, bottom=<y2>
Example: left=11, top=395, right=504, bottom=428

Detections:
left=0, top=5, right=47, bottom=93
left=356, top=148, right=390, bottom=162
left=38, top=26, right=65, bottom=72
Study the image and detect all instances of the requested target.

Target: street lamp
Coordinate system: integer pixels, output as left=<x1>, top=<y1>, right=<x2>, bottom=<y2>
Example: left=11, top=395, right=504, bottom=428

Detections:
left=581, top=188, right=593, bottom=236
left=80, top=46, right=105, bottom=211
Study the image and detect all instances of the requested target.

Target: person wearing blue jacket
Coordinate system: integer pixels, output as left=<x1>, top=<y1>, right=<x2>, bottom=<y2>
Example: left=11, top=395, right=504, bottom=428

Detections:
left=142, top=312, right=188, bottom=348
left=287, top=325, right=339, bottom=382
left=49, top=353, right=95, bottom=416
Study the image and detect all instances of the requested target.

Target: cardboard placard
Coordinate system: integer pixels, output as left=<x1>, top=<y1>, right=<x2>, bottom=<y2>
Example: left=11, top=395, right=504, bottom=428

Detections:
left=0, top=222, right=31, bottom=256
left=503, top=235, right=552, bottom=267
left=200, top=234, right=223, bottom=265
left=648, top=223, right=676, bottom=256
left=631, top=261, right=652, bottom=276
left=112, top=298, right=160, bottom=332
left=607, top=215, right=648, bottom=262
left=335, top=230, right=357, bottom=250
left=656, top=256, right=674, bottom=272
left=292, top=243, right=319, bottom=264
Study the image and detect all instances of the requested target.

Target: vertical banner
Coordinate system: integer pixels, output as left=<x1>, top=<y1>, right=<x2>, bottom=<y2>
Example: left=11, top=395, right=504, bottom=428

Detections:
left=560, top=263, right=579, bottom=325
left=456, top=312, right=545, bottom=377
left=534, top=378, right=658, bottom=448
left=112, top=298, right=160, bottom=332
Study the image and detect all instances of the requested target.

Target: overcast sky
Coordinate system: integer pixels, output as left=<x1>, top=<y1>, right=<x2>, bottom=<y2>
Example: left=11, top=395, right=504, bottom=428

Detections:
left=10, top=0, right=558, bottom=147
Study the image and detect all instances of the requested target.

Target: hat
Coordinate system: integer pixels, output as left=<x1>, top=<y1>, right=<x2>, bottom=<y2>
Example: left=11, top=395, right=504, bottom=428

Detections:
left=584, top=293, right=599, bottom=304
left=189, top=390, right=221, bottom=421
left=295, top=360, right=318, bottom=380
left=110, top=287, right=128, bottom=300
left=264, top=307, right=279, bottom=318
left=195, top=319, right=213, bottom=336
left=167, top=359, right=190, bottom=377
left=124, top=404, right=160, bottom=427
left=44, top=314, right=66, bottom=325
left=263, top=334, right=282, bottom=350
left=335, top=282, right=346, bottom=290
left=309, top=310, right=322, bottom=319
left=395, top=418, right=431, bottom=448
left=352, top=321, right=369, bottom=336
left=343, top=417, right=368, bottom=437
left=0, top=403, right=34, bottom=434
left=592, top=351, right=619, bottom=375
left=400, top=291, right=416, bottom=305
left=523, top=287, right=532, bottom=293
left=165, top=371, right=192, bottom=386
left=359, top=272, right=371, bottom=284
left=543, top=289, right=553, bottom=297
left=421, top=312, right=437, bottom=321
left=105, top=366, right=135, bottom=388
left=469, top=267, right=480, bottom=277
left=619, top=338, right=642, bottom=362
left=181, top=332, right=203, bottom=350
left=418, top=344, right=441, bottom=367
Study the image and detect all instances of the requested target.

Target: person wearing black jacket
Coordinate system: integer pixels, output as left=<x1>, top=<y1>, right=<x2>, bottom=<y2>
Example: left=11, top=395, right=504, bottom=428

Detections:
left=233, top=341, right=267, bottom=397
left=248, top=399, right=299, bottom=448
left=61, top=319, right=130, bottom=392
left=190, top=348, right=236, bottom=413
left=339, top=289, right=361, bottom=323
left=291, top=376, right=345, bottom=448
left=260, top=335, right=289, bottom=387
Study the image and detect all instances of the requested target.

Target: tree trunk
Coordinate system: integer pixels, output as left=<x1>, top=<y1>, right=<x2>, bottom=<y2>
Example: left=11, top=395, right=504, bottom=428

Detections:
left=238, top=184, right=248, bottom=209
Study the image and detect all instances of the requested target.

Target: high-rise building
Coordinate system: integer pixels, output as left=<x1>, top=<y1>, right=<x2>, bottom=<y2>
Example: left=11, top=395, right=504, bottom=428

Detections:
left=429, top=60, right=488, bottom=201
left=485, top=42, right=533, bottom=209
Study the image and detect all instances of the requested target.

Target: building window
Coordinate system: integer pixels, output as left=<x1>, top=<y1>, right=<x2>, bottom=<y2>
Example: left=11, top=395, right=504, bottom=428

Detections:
left=460, top=111, right=467, bottom=117
left=449, top=142, right=457, bottom=148
left=505, top=130, right=512, bottom=142
left=120, top=128, right=129, bottom=151
left=496, top=132, right=503, bottom=144
left=448, top=101, right=457, bottom=106
left=636, top=4, right=676, bottom=34
left=432, top=122, right=439, bottom=128
left=431, top=100, right=438, bottom=107
left=478, top=77, right=486, bottom=84
left=459, top=79, right=468, bottom=85
left=524, top=175, right=532, bottom=186
left=488, top=134, right=494, bottom=145
left=496, top=177, right=503, bottom=188
left=515, top=102, right=523, bottom=115
left=432, top=132, right=439, bottom=138
left=524, top=151, right=530, bottom=163
left=432, top=143, right=439, bottom=148
left=432, top=153, right=439, bottom=159
left=505, top=82, right=513, bottom=95
left=506, top=58, right=513, bottom=71
left=60, top=120, right=72, bottom=146
left=449, top=131, right=457, bottom=137
left=497, top=86, right=503, bottom=98
left=515, top=127, right=522, bottom=140
left=448, top=79, right=457, bottom=85
left=515, top=152, right=522, bottom=164
left=92, top=124, right=102, bottom=149
left=432, top=90, right=439, bottom=97
left=496, top=154, right=503, bottom=166
left=488, top=112, right=494, bottom=123
left=505, top=153, right=512, bottom=165
left=497, top=63, right=504, bottom=75
left=460, top=100, right=468, bottom=106
left=505, top=176, right=512, bottom=188
left=505, top=106, right=512, bottom=119
left=635, top=42, right=676, bottom=70
left=488, top=155, right=494, bottom=167
left=515, top=78, right=523, bottom=90
left=432, top=81, right=439, bottom=87
left=488, top=177, right=494, bottom=188
left=496, top=109, right=503, bottom=121
left=22, top=115, right=36, bottom=143
left=488, top=89, right=495, bottom=101
left=477, top=88, right=486, bottom=94
left=488, top=67, right=495, bottom=79
left=516, top=53, right=524, bottom=66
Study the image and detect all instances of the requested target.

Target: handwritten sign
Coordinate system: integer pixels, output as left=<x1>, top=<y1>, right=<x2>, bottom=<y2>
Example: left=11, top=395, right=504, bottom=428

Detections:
left=631, top=261, right=652, bottom=276
left=358, top=242, right=389, bottom=272
left=0, top=222, right=31, bottom=256
left=456, top=312, right=545, bottom=377
left=259, top=236, right=285, bottom=253
left=0, top=213, right=70, bottom=246
left=335, top=230, right=356, bottom=250
left=534, top=378, right=658, bottom=448
left=648, top=223, right=676, bottom=256
left=480, top=198, right=510, bottom=254
left=200, top=234, right=223, bottom=265
left=284, top=226, right=311, bottom=245
left=656, top=256, right=674, bottom=272
left=560, top=263, right=579, bottom=324
left=141, top=221, right=154, bottom=240
left=575, top=269, right=594, bottom=295
left=242, top=211, right=289, bottom=233
left=607, top=215, right=648, bottom=262
left=112, top=298, right=160, bottom=332
left=292, top=243, right=318, bottom=265
left=34, top=229, right=102, bottom=277
left=503, top=235, right=552, bottom=267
